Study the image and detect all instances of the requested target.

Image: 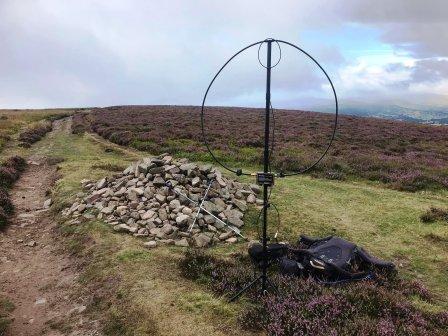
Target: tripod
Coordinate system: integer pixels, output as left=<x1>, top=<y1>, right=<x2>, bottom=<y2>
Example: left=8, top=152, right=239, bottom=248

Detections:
left=229, top=39, right=276, bottom=302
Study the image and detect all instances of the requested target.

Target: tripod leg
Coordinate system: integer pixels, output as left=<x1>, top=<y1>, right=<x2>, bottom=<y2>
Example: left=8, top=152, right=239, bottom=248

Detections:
left=266, top=277, right=279, bottom=295
left=228, top=275, right=263, bottom=302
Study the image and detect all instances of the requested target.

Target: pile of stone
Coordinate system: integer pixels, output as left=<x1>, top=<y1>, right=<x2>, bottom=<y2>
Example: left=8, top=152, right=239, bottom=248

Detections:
left=62, top=154, right=262, bottom=248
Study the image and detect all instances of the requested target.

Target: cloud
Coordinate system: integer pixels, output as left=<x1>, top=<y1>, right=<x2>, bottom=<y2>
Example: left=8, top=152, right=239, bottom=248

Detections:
left=0, top=0, right=446, bottom=109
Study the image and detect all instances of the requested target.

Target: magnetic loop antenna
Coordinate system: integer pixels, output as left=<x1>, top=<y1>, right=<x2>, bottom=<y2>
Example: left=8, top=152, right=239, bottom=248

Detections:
left=200, top=38, right=339, bottom=177
left=200, top=38, right=338, bottom=300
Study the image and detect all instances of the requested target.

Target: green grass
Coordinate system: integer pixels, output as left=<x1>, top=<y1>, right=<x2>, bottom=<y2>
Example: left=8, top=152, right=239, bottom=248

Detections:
left=1, top=110, right=446, bottom=334
left=0, top=296, right=15, bottom=335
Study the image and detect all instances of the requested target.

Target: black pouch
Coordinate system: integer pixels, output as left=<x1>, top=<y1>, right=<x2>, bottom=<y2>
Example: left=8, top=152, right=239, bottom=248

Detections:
left=279, top=257, right=303, bottom=276
left=248, top=243, right=287, bottom=264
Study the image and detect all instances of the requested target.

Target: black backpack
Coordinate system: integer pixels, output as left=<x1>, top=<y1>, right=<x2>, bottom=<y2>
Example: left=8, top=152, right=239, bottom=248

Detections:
left=283, top=235, right=395, bottom=283
left=248, top=235, right=395, bottom=284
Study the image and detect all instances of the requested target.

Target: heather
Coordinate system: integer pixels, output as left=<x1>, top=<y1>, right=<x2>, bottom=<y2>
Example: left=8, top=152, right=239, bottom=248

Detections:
left=179, top=249, right=448, bottom=336
left=18, top=121, right=52, bottom=147
left=0, top=156, right=26, bottom=229
left=73, top=105, right=448, bottom=191
left=420, top=207, right=448, bottom=223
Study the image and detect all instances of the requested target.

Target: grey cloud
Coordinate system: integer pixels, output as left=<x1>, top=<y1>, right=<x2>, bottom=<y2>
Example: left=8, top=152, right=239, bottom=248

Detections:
left=0, top=0, right=447, bottom=109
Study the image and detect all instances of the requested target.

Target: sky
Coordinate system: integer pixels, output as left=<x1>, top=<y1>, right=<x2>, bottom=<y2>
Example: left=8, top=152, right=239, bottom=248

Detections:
left=0, top=0, right=447, bottom=110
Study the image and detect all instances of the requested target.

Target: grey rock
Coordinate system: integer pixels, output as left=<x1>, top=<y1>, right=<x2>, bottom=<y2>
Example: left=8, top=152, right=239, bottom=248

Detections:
left=96, top=178, right=107, bottom=189
left=219, top=231, right=234, bottom=240
left=43, top=199, right=52, bottom=208
left=113, top=224, right=132, bottom=233
left=175, top=238, right=190, bottom=247
left=179, top=163, right=197, bottom=172
left=77, top=204, right=86, bottom=212
left=176, top=214, right=190, bottom=226
left=191, top=176, right=201, bottom=187
left=250, top=184, right=261, bottom=194
left=141, top=210, right=156, bottom=220
left=204, top=215, right=215, bottom=224
left=194, top=233, right=211, bottom=247
left=247, top=194, right=256, bottom=204
left=226, top=237, right=238, bottom=244
left=233, top=199, right=247, bottom=212
left=161, top=223, right=174, bottom=235
left=155, top=194, right=166, bottom=203
left=182, top=207, right=193, bottom=215
left=101, top=206, right=115, bottom=215
left=153, top=176, right=165, bottom=187
left=143, top=240, right=157, bottom=248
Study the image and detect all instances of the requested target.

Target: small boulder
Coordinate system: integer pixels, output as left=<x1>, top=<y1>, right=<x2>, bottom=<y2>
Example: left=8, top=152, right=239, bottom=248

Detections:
left=143, top=240, right=157, bottom=248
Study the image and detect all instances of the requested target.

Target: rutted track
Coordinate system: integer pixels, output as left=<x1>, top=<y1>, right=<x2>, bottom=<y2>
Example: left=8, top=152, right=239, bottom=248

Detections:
left=0, top=118, right=100, bottom=336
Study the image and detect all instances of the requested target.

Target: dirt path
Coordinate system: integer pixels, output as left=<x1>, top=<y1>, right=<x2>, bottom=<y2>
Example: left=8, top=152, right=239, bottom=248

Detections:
left=0, top=118, right=100, bottom=335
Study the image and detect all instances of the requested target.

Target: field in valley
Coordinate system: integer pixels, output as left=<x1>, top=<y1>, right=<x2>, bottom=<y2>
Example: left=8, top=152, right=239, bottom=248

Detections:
left=0, top=106, right=447, bottom=335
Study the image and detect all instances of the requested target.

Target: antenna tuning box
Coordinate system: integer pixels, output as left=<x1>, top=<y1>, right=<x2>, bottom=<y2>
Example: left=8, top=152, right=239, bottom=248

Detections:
left=256, top=172, right=275, bottom=186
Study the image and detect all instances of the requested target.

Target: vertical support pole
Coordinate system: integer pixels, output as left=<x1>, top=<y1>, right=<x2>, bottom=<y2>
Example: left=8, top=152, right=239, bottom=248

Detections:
left=262, top=40, right=272, bottom=293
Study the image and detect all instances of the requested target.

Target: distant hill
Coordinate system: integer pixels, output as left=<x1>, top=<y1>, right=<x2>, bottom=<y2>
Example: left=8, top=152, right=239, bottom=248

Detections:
left=340, top=104, right=448, bottom=125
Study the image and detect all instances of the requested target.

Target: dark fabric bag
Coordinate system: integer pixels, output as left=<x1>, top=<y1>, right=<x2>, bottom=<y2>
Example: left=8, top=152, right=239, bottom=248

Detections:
left=289, top=235, right=395, bottom=283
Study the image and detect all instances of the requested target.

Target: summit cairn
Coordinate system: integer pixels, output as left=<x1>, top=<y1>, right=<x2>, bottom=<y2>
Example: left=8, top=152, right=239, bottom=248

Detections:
left=63, top=154, right=262, bottom=248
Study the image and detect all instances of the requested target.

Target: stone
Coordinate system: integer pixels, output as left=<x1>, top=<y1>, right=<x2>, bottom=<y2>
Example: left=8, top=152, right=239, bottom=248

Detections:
left=143, top=240, right=157, bottom=248
left=250, top=184, right=261, bottom=194
left=226, top=237, right=238, bottom=244
left=113, top=224, right=132, bottom=233
left=191, top=176, right=201, bottom=187
left=96, top=178, right=107, bottom=189
left=194, top=233, right=212, bottom=247
left=203, top=201, right=219, bottom=214
left=43, top=199, right=52, bottom=208
left=158, top=239, right=175, bottom=245
left=233, top=199, right=247, bottom=212
left=179, top=163, right=197, bottom=172
left=153, top=176, right=165, bottom=187
left=158, top=208, right=168, bottom=221
left=101, top=206, right=115, bottom=215
left=204, top=215, right=215, bottom=224
left=161, top=223, right=174, bottom=235
left=169, top=199, right=181, bottom=210
left=155, top=194, right=166, bottom=203
left=141, top=210, right=156, bottom=220
left=131, top=187, right=144, bottom=196
left=149, top=166, right=165, bottom=174
left=26, top=240, right=37, bottom=247
left=182, top=207, right=193, bottom=215
left=175, top=238, right=189, bottom=247
left=216, top=176, right=227, bottom=187
left=219, top=231, right=234, bottom=240
left=247, top=194, right=256, bottom=204
left=212, top=198, right=226, bottom=212
left=35, top=298, right=46, bottom=305
left=176, top=214, right=189, bottom=226
left=77, top=204, right=86, bottom=212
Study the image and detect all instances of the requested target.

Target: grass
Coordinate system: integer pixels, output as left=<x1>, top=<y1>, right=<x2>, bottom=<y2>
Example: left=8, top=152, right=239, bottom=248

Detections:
left=0, top=296, right=15, bottom=336
left=0, top=108, right=74, bottom=154
left=1, top=109, right=447, bottom=334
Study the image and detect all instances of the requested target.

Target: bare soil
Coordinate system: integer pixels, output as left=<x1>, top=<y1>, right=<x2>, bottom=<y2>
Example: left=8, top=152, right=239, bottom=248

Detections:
left=0, top=119, right=101, bottom=335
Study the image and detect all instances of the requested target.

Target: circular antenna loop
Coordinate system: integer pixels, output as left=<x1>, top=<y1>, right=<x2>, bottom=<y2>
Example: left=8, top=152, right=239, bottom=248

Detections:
left=257, top=39, right=282, bottom=69
left=200, top=38, right=338, bottom=177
